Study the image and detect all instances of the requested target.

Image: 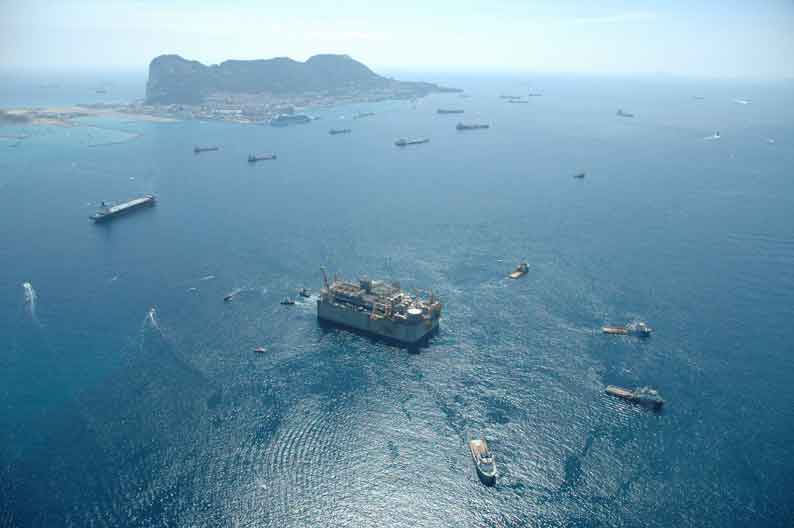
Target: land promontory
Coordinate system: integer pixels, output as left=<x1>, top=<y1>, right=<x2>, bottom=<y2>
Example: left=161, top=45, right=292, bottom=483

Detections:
left=145, top=54, right=458, bottom=104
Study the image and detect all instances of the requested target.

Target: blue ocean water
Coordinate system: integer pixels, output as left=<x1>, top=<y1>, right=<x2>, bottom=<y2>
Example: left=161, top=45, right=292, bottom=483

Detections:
left=1, top=73, right=793, bottom=527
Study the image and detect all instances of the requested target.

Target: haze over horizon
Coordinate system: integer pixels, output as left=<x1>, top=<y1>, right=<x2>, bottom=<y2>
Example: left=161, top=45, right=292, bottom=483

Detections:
left=2, top=0, right=793, bottom=79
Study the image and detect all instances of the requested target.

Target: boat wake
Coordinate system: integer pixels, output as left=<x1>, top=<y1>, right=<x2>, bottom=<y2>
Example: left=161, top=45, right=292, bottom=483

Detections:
left=199, top=275, right=216, bottom=281
left=732, top=98, right=751, bottom=105
left=22, top=282, right=39, bottom=323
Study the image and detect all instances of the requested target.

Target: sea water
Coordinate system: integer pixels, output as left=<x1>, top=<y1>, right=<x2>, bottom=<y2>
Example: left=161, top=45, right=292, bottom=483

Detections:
left=1, top=73, right=793, bottom=527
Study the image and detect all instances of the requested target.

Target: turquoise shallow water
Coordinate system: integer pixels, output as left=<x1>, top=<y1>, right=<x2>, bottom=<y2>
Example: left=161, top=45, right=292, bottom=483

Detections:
left=1, top=74, right=793, bottom=527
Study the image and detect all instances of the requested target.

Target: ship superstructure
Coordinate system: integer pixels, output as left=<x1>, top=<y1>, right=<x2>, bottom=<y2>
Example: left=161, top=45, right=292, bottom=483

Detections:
left=317, top=269, right=441, bottom=344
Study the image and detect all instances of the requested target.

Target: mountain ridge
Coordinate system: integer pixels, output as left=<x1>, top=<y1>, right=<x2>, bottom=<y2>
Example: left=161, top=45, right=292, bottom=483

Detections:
left=145, top=54, right=458, bottom=104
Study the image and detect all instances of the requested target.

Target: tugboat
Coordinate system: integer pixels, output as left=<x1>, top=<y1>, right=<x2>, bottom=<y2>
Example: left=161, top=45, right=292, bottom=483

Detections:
left=605, top=385, right=664, bottom=409
left=299, top=288, right=311, bottom=298
left=253, top=346, right=268, bottom=354
left=602, top=321, right=653, bottom=337
left=280, top=298, right=296, bottom=306
left=508, top=262, right=529, bottom=279
left=469, top=439, right=497, bottom=485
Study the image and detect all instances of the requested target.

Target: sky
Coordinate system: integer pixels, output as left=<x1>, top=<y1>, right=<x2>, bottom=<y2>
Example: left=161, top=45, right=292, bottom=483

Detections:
left=1, top=0, right=793, bottom=78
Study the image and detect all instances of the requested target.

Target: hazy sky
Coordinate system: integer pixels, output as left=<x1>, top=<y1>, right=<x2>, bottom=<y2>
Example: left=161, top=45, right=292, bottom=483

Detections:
left=2, top=0, right=793, bottom=77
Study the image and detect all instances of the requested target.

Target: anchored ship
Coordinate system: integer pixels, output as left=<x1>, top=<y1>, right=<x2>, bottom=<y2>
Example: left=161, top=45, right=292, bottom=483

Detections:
left=90, top=194, right=156, bottom=222
left=329, top=128, right=352, bottom=135
left=456, top=123, right=489, bottom=131
left=270, top=113, right=311, bottom=127
left=395, top=138, right=430, bottom=147
left=193, top=145, right=219, bottom=153
left=606, top=385, right=664, bottom=409
left=317, top=269, right=442, bottom=345
left=437, top=108, right=465, bottom=114
left=469, top=439, right=497, bottom=485
left=602, top=321, right=652, bottom=337
left=248, top=153, right=277, bottom=162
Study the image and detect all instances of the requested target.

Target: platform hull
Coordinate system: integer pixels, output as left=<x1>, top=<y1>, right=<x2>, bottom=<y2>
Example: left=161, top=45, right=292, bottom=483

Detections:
left=317, top=300, right=438, bottom=344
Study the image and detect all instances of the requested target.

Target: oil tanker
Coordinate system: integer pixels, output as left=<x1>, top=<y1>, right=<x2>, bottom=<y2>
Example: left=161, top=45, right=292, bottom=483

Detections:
left=90, top=194, right=156, bottom=222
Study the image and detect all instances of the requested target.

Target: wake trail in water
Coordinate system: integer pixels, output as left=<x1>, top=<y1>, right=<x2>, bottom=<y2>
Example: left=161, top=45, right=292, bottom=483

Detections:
left=22, top=282, right=39, bottom=324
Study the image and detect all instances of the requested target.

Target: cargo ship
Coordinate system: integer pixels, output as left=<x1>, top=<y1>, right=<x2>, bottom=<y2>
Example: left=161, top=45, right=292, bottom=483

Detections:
left=395, top=138, right=430, bottom=147
left=193, top=145, right=219, bottom=153
left=317, top=269, right=442, bottom=345
left=456, top=123, right=489, bottom=131
left=605, top=385, right=664, bottom=409
left=248, top=153, right=277, bottom=162
left=602, top=321, right=652, bottom=337
left=269, top=113, right=311, bottom=127
left=437, top=109, right=464, bottom=114
left=508, top=262, right=529, bottom=279
left=469, top=439, right=497, bottom=485
left=329, top=128, right=352, bottom=135
left=90, top=194, right=156, bottom=222
left=616, top=109, right=635, bottom=118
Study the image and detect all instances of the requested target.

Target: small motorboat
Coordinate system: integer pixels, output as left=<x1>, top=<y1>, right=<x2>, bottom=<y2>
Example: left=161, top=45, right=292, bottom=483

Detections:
left=280, top=298, right=295, bottom=306
left=253, top=346, right=267, bottom=354
left=508, top=262, right=529, bottom=279
left=224, top=293, right=235, bottom=302
left=299, top=288, right=311, bottom=298
left=573, top=172, right=586, bottom=179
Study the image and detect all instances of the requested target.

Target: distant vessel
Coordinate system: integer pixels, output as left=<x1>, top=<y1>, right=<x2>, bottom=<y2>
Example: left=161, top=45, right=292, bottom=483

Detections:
left=193, top=145, right=219, bottom=153
left=602, top=321, right=653, bottom=337
left=329, top=128, right=352, bottom=135
left=606, top=385, right=664, bottom=409
left=616, top=109, right=635, bottom=118
left=224, top=292, right=237, bottom=302
left=395, top=138, right=430, bottom=147
left=573, top=172, right=586, bottom=179
left=469, top=439, right=497, bottom=485
left=317, top=269, right=442, bottom=345
left=353, top=112, right=376, bottom=119
left=499, top=95, right=522, bottom=100
left=693, top=96, right=705, bottom=100
left=456, top=123, right=489, bottom=131
left=280, top=298, right=296, bottom=306
left=270, top=113, right=311, bottom=127
left=90, top=194, right=156, bottom=222
left=95, top=89, right=107, bottom=94
left=437, top=109, right=464, bottom=114
left=528, top=92, right=543, bottom=97
left=253, top=346, right=268, bottom=354
left=248, top=153, right=277, bottom=162
left=299, top=288, right=311, bottom=298
left=508, top=99, right=529, bottom=104
left=508, top=262, right=529, bottom=279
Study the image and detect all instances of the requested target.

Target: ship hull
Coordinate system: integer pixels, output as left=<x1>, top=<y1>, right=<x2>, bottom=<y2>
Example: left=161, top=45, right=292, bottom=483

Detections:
left=317, top=300, right=439, bottom=345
